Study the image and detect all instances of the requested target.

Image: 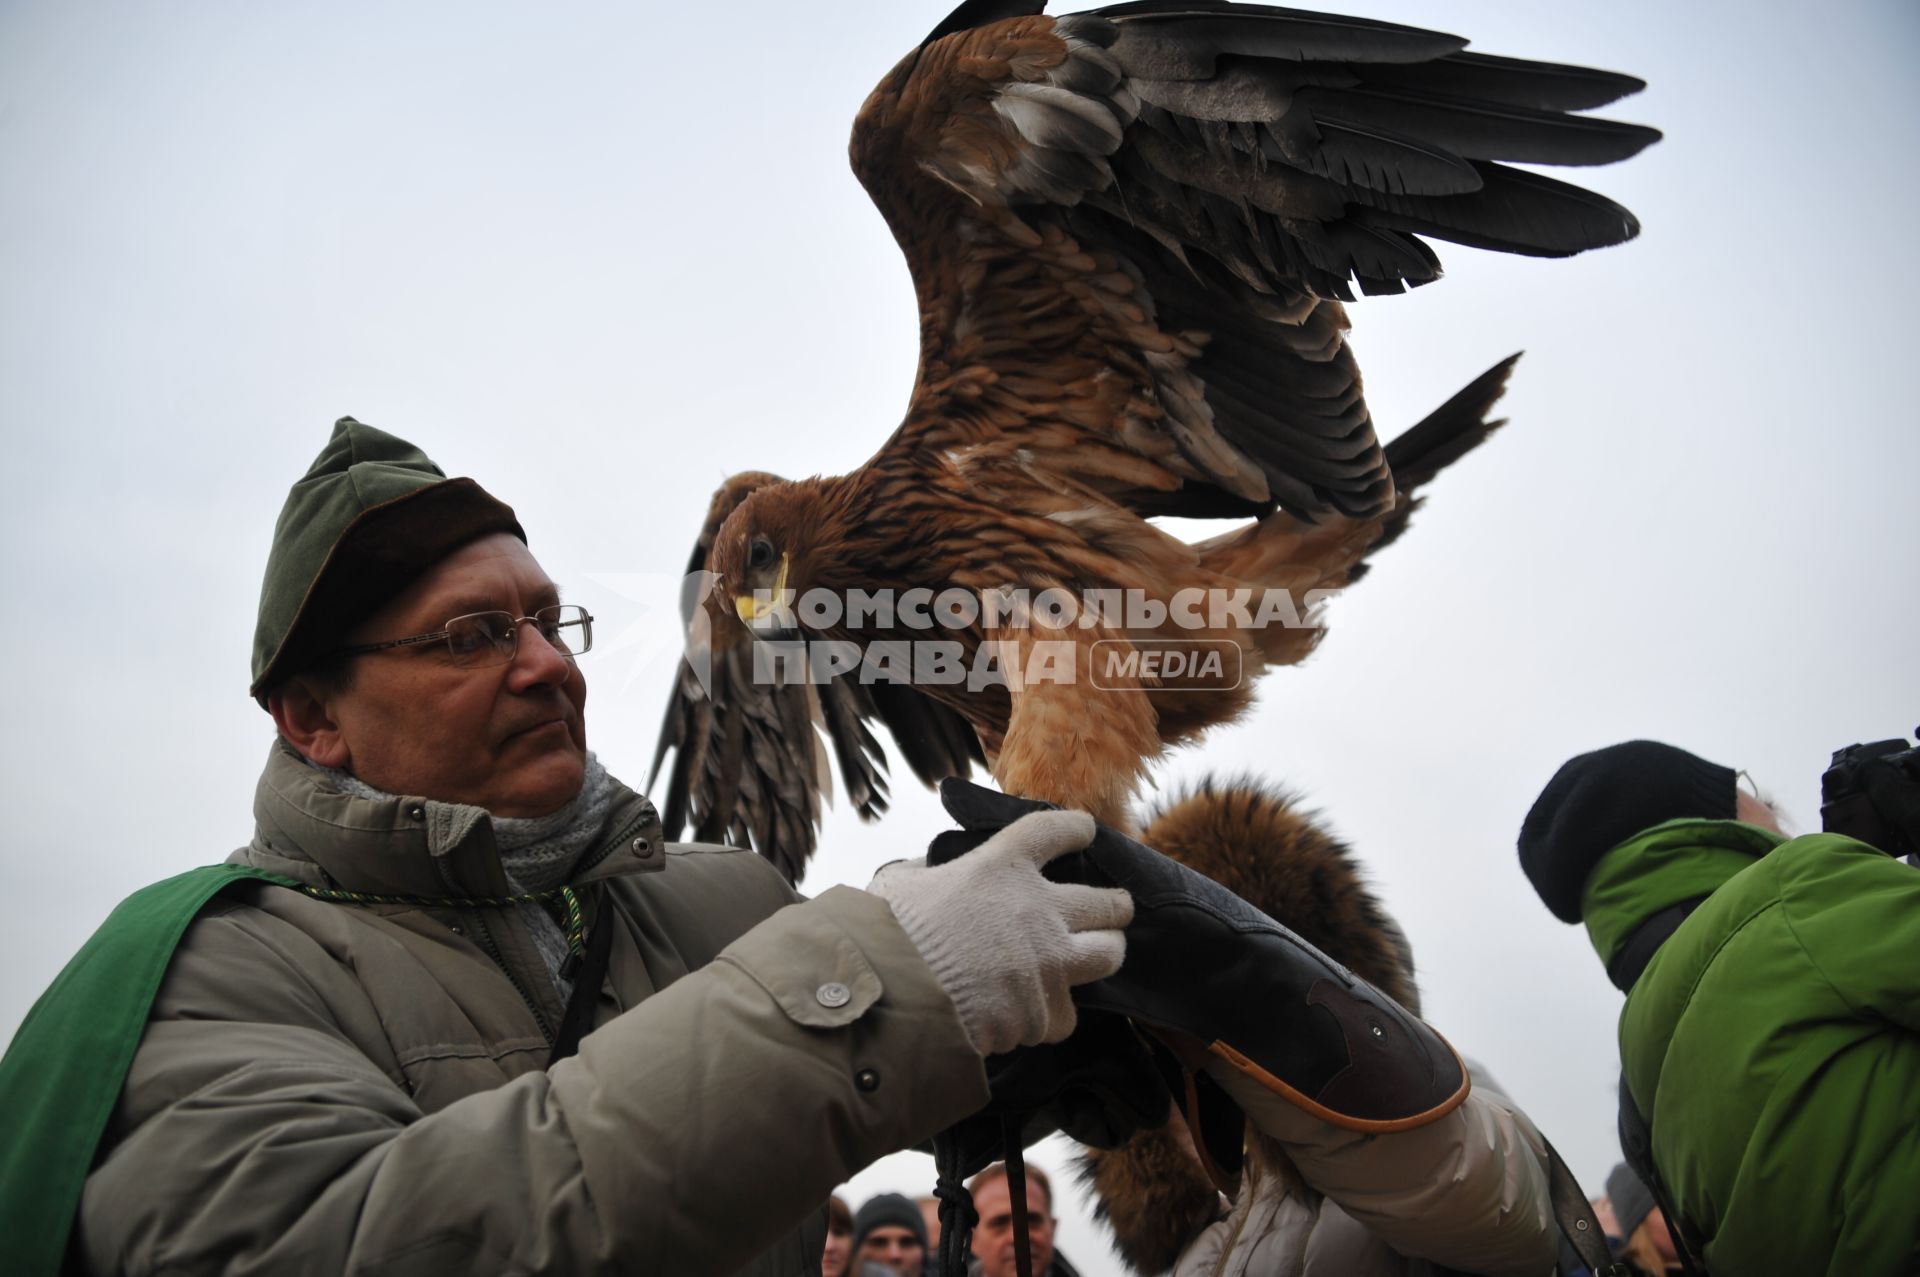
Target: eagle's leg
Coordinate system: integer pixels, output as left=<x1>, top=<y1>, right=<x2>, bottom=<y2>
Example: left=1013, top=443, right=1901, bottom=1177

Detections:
left=987, top=619, right=1157, bottom=832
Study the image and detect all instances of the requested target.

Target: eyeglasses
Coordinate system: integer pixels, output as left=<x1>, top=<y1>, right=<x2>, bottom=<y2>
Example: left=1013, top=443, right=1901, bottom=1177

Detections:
left=334, top=605, right=594, bottom=668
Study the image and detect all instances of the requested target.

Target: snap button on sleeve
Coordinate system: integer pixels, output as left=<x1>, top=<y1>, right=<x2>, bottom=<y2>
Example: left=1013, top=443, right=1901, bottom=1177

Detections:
left=855, top=1068, right=881, bottom=1092
left=407, top=805, right=425, bottom=822
left=722, top=888, right=883, bottom=1026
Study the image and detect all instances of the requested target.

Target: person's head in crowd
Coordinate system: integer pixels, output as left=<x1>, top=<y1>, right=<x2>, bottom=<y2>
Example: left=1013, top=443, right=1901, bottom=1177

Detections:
left=1519, top=740, right=1741, bottom=925
left=1518, top=740, right=1786, bottom=982
left=823, top=1195, right=855, bottom=1277
left=853, top=1192, right=928, bottom=1276
left=1605, top=1163, right=1655, bottom=1244
left=1606, top=1163, right=1680, bottom=1273
left=1589, top=1193, right=1620, bottom=1245
left=967, top=1162, right=1055, bottom=1277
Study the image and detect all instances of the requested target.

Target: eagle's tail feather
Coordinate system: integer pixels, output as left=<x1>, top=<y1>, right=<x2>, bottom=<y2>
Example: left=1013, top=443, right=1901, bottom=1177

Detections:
left=1356, top=351, right=1519, bottom=570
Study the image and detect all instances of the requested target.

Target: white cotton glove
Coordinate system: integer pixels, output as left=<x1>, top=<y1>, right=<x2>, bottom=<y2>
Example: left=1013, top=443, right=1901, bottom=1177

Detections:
left=866, top=810, right=1133, bottom=1057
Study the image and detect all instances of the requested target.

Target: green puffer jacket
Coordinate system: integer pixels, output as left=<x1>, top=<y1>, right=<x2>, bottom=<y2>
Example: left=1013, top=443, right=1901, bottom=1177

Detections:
left=1580, top=817, right=1920, bottom=1275
left=75, top=745, right=988, bottom=1276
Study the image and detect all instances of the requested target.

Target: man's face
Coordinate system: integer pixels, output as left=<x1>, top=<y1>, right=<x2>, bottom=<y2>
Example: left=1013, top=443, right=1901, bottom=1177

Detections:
left=855, top=1225, right=924, bottom=1277
left=970, top=1176, right=1054, bottom=1277
left=306, top=534, right=588, bottom=816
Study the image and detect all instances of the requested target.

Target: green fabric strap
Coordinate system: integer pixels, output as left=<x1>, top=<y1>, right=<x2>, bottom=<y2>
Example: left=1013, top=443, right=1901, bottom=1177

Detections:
left=0, top=864, right=298, bottom=1277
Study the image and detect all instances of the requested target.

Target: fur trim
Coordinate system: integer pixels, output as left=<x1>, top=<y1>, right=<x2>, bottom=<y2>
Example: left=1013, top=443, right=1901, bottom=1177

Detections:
left=1137, top=775, right=1419, bottom=1011
left=1090, top=775, right=1419, bottom=1272
left=1082, top=1125, right=1225, bottom=1275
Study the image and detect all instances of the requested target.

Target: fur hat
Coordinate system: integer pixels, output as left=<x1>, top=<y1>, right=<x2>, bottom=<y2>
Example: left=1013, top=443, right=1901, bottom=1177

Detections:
left=1519, top=740, right=1737, bottom=923
left=250, top=418, right=523, bottom=703
left=851, top=1192, right=927, bottom=1255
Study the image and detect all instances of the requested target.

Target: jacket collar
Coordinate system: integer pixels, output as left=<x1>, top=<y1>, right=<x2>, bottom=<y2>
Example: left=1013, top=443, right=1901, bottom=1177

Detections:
left=1580, top=816, right=1782, bottom=971
left=244, top=742, right=665, bottom=897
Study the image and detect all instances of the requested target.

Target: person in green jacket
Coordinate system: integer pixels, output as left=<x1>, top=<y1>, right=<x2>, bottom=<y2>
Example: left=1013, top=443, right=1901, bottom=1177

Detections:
left=2, top=418, right=1133, bottom=1277
left=1519, top=739, right=1920, bottom=1275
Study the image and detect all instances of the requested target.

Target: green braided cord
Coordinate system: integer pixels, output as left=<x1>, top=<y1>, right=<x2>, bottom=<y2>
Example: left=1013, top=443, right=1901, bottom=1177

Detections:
left=296, top=882, right=586, bottom=960
left=558, top=886, right=584, bottom=960
left=296, top=884, right=556, bottom=909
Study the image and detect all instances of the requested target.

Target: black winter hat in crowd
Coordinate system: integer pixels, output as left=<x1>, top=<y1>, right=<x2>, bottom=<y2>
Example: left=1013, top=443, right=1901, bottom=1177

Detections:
left=1606, top=1161, right=1658, bottom=1239
left=1519, top=740, right=1737, bottom=923
left=250, top=418, right=524, bottom=704
left=851, top=1192, right=927, bottom=1255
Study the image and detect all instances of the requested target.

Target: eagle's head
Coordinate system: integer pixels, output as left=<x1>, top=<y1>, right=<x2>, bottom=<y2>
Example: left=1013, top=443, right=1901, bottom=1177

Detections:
left=711, top=480, right=825, bottom=635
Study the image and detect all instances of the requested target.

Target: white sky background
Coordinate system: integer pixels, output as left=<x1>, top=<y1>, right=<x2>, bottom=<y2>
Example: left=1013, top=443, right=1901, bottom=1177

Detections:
left=3, top=1, right=1918, bottom=1272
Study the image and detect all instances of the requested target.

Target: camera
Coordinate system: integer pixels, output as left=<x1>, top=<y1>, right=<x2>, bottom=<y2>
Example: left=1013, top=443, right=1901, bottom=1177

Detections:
left=1820, top=728, right=1920, bottom=859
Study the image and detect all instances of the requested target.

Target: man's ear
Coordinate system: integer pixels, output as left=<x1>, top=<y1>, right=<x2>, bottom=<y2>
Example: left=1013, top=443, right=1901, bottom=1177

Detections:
left=269, top=677, right=350, bottom=769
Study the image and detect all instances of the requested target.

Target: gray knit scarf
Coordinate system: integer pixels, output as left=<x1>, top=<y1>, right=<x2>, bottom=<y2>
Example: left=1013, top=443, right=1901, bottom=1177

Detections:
left=318, top=751, right=615, bottom=1000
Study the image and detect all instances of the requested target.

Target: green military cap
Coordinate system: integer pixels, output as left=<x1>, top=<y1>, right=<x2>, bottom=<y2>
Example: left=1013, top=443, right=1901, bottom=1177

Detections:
left=249, top=418, right=525, bottom=703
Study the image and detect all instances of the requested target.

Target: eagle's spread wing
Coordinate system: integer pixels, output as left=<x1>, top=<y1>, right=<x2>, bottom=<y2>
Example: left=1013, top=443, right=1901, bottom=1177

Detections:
left=852, top=0, right=1658, bottom=520
left=649, top=474, right=983, bottom=881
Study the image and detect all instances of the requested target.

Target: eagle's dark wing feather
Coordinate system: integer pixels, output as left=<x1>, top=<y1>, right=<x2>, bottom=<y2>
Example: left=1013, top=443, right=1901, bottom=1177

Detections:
left=852, top=0, right=1656, bottom=520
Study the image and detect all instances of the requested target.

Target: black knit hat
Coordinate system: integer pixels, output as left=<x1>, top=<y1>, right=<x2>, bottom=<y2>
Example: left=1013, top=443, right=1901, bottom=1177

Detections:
left=1606, top=1162, right=1658, bottom=1239
left=851, top=1192, right=927, bottom=1255
left=1519, top=740, right=1737, bottom=923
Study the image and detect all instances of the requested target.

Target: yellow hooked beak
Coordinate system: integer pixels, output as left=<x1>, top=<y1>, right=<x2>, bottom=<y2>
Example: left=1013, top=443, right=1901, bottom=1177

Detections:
left=733, top=555, right=792, bottom=626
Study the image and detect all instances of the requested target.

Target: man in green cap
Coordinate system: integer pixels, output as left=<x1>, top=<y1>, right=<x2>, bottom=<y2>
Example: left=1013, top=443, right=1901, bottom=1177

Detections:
left=3, top=419, right=1133, bottom=1276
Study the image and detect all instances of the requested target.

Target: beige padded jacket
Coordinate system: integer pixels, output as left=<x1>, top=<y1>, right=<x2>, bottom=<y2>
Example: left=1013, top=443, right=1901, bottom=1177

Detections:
left=77, top=746, right=988, bottom=1276
left=1172, top=1064, right=1559, bottom=1277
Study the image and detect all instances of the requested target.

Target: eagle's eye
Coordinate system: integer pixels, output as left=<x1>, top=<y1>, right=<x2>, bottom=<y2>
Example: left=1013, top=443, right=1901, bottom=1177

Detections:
left=748, top=537, right=775, bottom=571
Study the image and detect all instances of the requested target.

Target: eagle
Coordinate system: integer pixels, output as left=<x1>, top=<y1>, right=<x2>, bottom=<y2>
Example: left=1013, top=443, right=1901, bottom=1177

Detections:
left=651, top=0, right=1658, bottom=880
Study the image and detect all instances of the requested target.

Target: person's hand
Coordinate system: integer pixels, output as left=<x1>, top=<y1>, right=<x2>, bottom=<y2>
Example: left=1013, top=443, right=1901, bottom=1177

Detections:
left=867, top=810, right=1132, bottom=1056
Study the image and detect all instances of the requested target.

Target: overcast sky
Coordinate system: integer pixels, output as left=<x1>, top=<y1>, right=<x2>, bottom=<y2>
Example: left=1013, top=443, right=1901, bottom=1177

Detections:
left=4, top=1, right=1918, bottom=1272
